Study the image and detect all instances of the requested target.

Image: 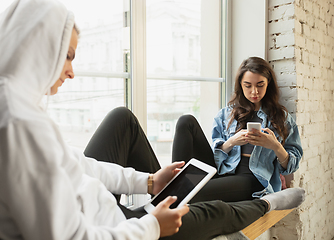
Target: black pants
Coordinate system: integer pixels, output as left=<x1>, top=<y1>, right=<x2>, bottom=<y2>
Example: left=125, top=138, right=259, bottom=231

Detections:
left=84, top=107, right=268, bottom=240
left=172, top=114, right=264, bottom=203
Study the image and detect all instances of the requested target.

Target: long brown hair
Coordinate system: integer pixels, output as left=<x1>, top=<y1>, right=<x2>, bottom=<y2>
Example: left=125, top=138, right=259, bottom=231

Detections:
left=228, top=57, right=288, bottom=144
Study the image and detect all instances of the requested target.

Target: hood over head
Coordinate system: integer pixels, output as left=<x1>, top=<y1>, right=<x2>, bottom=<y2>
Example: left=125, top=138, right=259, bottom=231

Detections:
left=0, top=0, right=74, bottom=123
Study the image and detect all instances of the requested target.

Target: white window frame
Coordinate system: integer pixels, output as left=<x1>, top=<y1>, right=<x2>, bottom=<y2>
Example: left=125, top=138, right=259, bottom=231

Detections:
left=130, top=0, right=229, bottom=133
left=130, top=0, right=148, bottom=131
left=126, top=0, right=230, bottom=208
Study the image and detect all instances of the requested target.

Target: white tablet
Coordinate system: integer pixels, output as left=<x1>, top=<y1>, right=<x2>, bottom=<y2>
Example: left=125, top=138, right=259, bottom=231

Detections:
left=144, top=158, right=217, bottom=213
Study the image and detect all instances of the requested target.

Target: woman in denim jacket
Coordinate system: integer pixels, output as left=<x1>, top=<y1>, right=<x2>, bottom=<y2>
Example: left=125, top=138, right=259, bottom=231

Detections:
left=172, top=57, right=303, bottom=202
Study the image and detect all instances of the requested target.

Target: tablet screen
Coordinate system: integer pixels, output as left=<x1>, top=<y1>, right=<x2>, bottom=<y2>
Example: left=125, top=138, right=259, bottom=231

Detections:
left=151, top=164, right=207, bottom=209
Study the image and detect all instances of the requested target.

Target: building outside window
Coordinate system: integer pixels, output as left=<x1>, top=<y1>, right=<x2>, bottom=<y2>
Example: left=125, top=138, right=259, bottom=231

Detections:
left=0, top=0, right=228, bottom=208
left=146, top=0, right=225, bottom=167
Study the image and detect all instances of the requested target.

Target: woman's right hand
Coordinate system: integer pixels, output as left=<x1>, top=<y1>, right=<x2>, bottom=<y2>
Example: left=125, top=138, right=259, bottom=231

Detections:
left=231, top=129, right=249, bottom=146
left=151, top=196, right=189, bottom=237
left=221, top=129, right=248, bottom=153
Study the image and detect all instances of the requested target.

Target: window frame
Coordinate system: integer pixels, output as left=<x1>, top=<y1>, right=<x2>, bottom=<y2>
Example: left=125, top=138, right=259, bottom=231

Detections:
left=129, top=0, right=230, bottom=133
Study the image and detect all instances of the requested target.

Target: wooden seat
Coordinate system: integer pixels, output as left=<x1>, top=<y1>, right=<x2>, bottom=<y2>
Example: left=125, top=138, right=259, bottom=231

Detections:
left=213, top=209, right=294, bottom=240
left=241, top=209, right=294, bottom=240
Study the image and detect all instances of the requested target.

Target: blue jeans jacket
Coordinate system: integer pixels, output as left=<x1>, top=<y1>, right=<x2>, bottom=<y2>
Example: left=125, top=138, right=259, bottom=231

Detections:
left=212, top=107, right=303, bottom=197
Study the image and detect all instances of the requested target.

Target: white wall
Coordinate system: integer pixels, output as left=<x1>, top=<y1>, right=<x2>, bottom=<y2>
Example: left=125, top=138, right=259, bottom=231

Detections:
left=230, top=0, right=267, bottom=98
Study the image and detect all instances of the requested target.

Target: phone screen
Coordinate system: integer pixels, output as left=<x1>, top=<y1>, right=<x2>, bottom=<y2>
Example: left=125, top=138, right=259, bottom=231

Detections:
left=151, top=164, right=207, bottom=209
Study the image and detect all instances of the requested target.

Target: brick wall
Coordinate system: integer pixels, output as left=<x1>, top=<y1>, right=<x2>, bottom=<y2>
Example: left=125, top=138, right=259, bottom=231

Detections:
left=266, top=1, right=300, bottom=238
left=294, top=0, right=334, bottom=239
left=268, top=0, right=297, bottom=116
left=259, top=0, right=334, bottom=239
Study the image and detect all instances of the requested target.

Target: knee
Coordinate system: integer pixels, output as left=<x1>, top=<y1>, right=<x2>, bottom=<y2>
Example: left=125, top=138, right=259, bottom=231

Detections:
left=105, top=107, right=135, bottom=123
left=176, top=114, right=198, bottom=130
left=109, top=106, right=132, bottom=116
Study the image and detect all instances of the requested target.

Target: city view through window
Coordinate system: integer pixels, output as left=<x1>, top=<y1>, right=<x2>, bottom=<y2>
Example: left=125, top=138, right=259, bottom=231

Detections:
left=47, top=0, right=128, bottom=150
left=0, top=0, right=225, bottom=169
left=146, top=0, right=224, bottom=166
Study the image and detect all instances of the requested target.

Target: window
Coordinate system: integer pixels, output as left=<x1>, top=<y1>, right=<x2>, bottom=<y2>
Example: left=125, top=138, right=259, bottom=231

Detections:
left=31, top=0, right=227, bottom=160
left=47, top=0, right=130, bottom=149
left=146, top=0, right=226, bottom=167
left=1, top=0, right=228, bottom=208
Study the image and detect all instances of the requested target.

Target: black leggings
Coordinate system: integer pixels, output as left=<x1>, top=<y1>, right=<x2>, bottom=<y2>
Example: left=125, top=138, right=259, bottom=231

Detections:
left=84, top=107, right=160, bottom=173
left=172, top=114, right=264, bottom=203
left=84, top=107, right=268, bottom=239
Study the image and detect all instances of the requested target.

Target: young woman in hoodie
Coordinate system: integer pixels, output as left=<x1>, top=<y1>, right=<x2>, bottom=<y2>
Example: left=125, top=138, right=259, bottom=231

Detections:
left=0, top=0, right=305, bottom=240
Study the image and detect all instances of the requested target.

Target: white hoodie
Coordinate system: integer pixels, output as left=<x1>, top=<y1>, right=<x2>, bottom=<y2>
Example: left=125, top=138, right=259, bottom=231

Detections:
left=0, top=0, right=160, bottom=239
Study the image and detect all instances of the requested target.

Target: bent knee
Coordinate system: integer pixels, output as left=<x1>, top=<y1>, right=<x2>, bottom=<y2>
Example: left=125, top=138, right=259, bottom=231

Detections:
left=105, top=107, right=134, bottom=123
left=176, top=115, right=198, bottom=129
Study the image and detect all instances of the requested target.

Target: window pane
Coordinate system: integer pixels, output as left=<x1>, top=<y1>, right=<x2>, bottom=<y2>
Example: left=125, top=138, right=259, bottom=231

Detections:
left=47, top=0, right=129, bottom=150
left=48, top=76, right=125, bottom=148
left=146, top=0, right=223, bottom=167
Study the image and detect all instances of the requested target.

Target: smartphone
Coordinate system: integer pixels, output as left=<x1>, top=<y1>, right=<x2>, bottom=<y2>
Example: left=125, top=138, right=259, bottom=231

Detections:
left=247, top=122, right=261, bottom=132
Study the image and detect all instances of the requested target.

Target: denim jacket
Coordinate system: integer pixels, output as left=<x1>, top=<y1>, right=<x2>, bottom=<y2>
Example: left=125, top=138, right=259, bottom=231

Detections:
left=212, top=106, right=303, bottom=197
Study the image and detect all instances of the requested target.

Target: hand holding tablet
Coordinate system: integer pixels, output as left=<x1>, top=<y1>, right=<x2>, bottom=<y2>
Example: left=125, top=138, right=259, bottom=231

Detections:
left=144, top=159, right=216, bottom=213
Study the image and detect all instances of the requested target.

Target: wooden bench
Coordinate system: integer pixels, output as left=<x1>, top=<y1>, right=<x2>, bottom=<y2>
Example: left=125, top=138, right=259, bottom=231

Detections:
left=241, top=209, right=294, bottom=239
left=213, top=209, right=294, bottom=240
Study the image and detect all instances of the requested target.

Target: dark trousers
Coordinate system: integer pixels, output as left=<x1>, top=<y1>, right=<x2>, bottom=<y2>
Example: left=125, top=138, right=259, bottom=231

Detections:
left=84, top=107, right=268, bottom=240
left=84, top=107, right=160, bottom=173
left=172, top=115, right=264, bottom=203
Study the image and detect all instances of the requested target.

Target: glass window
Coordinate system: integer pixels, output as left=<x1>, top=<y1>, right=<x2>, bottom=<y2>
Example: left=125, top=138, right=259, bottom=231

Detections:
left=0, top=0, right=227, bottom=209
left=1, top=0, right=226, bottom=160
left=146, top=0, right=225, bottom=167
left=46, top=0, right=130, bottom=150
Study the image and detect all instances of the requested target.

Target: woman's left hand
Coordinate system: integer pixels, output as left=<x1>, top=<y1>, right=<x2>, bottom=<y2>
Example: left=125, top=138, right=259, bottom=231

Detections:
left=151, top=161, right=185, bottom=195
left=245, top=128, right=280, bottom=150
